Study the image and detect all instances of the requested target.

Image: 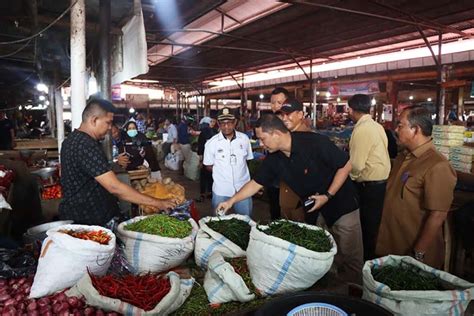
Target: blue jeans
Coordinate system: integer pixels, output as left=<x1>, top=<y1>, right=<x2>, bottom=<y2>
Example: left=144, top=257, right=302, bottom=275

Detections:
left=212, top=193, right=252, bottom=216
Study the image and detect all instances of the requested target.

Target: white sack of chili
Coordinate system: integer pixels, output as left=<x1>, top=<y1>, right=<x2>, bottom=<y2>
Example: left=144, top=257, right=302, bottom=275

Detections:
left=117, top=216, right=198, bottom=274
left=30, top=224, right=116, bottom=298
left=67, top=272, right=194, bottom=316
left=194, top=214, right=256, bottom=269
left=203, top=252, right=255, bottom=304
left=246, top=221, right=337, bottom=296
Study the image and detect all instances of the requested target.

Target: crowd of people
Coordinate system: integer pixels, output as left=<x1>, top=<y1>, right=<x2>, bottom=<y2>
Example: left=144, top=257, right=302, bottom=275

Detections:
left=34, top=87, right=458, bottom=286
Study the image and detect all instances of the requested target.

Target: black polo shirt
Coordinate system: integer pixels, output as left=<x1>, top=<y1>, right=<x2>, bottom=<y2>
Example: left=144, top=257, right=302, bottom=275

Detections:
left=59, top=130, right=120, bottom=225
left=254, top=132, right=358, bottom=226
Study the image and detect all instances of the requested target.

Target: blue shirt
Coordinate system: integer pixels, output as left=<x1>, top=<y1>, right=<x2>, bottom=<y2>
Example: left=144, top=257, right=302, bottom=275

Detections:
left=177, top=122, right=190, bottom=144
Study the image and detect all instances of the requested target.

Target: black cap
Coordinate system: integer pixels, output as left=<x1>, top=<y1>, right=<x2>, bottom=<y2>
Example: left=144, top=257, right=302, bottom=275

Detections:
left=280, top=99, right=303, bottom=113
left=217, top=107, right=236, bottom=121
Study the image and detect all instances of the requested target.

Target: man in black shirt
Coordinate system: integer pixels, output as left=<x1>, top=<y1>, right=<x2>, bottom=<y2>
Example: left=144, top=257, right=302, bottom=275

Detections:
left=0, top=112, right=15, bottom=150
left=217, top=114, right=363, bottom=284
left=59, top=98, right=177, bottom=226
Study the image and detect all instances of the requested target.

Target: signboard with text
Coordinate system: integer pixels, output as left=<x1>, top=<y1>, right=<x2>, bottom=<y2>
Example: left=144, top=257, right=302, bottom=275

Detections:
left=328, top=81, right=380, bottom=96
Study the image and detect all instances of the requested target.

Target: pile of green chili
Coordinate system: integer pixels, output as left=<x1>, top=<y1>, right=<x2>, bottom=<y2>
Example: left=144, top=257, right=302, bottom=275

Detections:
left=206, top=218, right=251, bottom=250
left=260, top=221, right=332, bottom=253
left=372, top=264, right=442, bottom=291
left=125, top=214, right=192, bottom=238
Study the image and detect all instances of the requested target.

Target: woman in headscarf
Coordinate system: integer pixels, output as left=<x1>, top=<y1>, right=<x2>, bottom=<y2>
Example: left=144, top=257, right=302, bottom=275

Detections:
left=120, top=121, right=161, bottom=180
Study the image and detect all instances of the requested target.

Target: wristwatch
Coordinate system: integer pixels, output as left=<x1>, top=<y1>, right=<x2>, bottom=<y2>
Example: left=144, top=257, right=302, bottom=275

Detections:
left=324, top=191, right=334, bottom=200
left=414, top=250, right=425, bottom=261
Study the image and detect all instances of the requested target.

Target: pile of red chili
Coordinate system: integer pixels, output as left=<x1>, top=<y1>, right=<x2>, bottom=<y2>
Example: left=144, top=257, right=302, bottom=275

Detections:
left=89, top=272, right=171, bottom=311
left=59, top=229, right=111, bottom=245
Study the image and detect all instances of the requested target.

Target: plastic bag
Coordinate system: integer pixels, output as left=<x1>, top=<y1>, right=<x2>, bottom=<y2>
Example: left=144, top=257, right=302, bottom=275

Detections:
left=0, top=248, right=37, bottom=278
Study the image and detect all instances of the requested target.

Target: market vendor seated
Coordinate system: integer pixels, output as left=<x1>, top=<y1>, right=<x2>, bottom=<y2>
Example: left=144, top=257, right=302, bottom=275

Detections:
left=120, top=121, right=161, bottom=180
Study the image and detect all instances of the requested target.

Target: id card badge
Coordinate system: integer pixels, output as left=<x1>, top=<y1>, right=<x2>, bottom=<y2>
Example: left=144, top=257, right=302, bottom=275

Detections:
left=230, top=154, right=237, bottom=165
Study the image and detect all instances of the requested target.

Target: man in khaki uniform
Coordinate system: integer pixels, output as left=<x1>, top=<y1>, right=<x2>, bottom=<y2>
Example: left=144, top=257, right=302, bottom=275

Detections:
left=348, top=94, right=390, bottom=260
left=279, top=99, right=312, bottom=222
left=376, top=106, right=457, bottom=268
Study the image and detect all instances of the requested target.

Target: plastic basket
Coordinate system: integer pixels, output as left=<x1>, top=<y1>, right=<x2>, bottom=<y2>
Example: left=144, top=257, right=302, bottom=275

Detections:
left=287, top=303, right=348, bottom=316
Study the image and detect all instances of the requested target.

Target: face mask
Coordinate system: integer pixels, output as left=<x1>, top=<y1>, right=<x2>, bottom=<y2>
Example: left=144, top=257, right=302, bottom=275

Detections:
left=127, top=130, right=138, bottom=138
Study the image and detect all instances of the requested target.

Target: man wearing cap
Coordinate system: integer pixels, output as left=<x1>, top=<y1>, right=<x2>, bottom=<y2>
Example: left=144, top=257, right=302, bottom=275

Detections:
left=348, top=94, right=390, bottom=260
left=279, top=99, right=312, bottom=222
left=60, top=98, right=178, bottom=226
left=203, top=108, right=254, bottom=216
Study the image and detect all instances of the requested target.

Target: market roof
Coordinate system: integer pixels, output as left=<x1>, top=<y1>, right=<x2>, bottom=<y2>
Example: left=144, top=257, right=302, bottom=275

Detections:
left=0, top=0, right=473, bottom=100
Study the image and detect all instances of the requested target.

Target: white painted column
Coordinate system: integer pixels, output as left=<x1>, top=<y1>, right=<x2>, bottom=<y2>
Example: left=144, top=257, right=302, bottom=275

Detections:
left=55, top=90, right=65, bottom=155
left=70, top=0, right=86, bottom=130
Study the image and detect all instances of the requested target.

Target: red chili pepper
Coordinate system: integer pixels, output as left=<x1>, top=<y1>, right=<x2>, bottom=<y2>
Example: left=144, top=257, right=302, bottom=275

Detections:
left=88, top=271, right=171, bottom=311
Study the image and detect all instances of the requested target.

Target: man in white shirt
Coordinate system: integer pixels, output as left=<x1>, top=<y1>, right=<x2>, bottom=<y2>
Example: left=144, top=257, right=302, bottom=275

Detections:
left=163, top=118, right=178, bottom=158
left=204, top=108, right=254, bottom=216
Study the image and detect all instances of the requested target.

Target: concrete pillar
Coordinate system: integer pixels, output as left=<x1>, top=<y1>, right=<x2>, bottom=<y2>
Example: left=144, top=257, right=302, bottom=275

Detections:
left=55, top=90, right=65, bottom=154
left=70, top=0, right=86, bottom=130
left=386, top=80, right=398, bottom=129
left=457, top=86, right=464, bottom=119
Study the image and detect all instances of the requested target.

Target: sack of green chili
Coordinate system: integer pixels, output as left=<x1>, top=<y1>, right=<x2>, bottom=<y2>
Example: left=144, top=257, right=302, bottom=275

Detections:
left=203, top=253, right=255, bottom=304
left=30, top=224, right=116, bottom=298
left=117, top=215, right=198, bottom=273
left=246, top=220, right=337, bottom=296
left=67, top=271, right=194, bottom=316
left=363, top=255, right=474, bottom=316
left=194, top=215, right=256, bottom=269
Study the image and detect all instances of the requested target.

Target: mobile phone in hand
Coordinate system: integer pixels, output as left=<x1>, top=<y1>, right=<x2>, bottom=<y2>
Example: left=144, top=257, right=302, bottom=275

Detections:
left=303, top=197, right=315, bottom=212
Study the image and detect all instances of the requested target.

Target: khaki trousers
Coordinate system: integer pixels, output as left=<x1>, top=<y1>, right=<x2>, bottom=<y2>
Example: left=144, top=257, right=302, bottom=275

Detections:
left=317, top=209, right=364, bottom=285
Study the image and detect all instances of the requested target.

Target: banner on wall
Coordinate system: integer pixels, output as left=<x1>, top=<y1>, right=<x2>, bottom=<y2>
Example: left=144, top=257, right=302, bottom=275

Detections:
left=111, top=85, right=121, bottom=101
left=328, top=81, right=380, bottom=96
left=126, top=94, right=149, bottom=109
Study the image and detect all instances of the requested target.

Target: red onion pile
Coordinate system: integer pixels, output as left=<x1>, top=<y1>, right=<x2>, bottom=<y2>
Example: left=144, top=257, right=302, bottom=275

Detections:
left=0, top=277, right=120, bottom=316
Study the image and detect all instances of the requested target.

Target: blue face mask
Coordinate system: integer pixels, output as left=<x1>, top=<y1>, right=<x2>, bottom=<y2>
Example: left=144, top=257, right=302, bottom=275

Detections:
left=127, top=129, right=138, bottom=138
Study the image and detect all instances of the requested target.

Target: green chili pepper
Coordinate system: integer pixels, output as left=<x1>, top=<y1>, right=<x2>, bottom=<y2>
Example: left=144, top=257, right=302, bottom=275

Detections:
left=207, top=218, right=251, bottom=250
left=125, top=214, right=192, bottom=238
left=260, top=220, right=332, bottom=253
left=372, top=263, right=442, bottom=291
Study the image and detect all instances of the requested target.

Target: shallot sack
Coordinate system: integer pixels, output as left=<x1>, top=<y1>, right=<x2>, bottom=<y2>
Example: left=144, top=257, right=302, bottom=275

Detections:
left=30, top=224, right=116, bottom=298
left=195, top=214, right=256, bottom=269
left=203, top=252, right=255, bottom=304
left=363, top=255, right=474, bottom=316
left=67, top=272, right=194, bottom=316
left=117, top=216, right=198, bottom=273
left=246, top=220, right=337, bottom=296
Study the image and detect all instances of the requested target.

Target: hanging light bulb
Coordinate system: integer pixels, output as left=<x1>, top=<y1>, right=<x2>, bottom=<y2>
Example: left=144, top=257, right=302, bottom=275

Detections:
left=259, top=94, right=264, bottom=100
left=88, top=71, right=98, bottom=96
left=36, top=83, right=48, bottom=93
left=371, top=98, right=376, bottom=106
left=409, top=95, right=414, bottom=100
left=325, top=91, right=331, bottom=98
left=336, top=97, right=341, bottom=102
left=427, top=97, right=432, bottom=102
left=129, top=107, right=135, bottom=114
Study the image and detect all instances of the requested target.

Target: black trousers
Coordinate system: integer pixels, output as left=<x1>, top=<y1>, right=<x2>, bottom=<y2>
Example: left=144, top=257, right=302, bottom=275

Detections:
left=266, top=186, right=281, bottom=220
left=199, top=167, right=213, bottom=195
left=356, top=181, right=387, bottom=261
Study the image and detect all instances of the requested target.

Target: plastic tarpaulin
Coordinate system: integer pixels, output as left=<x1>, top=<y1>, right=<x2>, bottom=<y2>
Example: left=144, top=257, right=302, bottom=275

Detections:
left=112, top=2, right=148, bottom=85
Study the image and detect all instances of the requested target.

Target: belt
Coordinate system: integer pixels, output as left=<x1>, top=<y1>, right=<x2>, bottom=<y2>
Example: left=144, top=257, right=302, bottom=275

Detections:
left=357, top=180, right=387, bottom=187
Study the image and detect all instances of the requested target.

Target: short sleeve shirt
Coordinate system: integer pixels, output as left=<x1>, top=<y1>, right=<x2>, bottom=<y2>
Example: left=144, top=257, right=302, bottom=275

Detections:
left=166, top=124, right=177, bottom=143
left=59, top=130, right=119, bottom=225
left=375, top=141, right=457, bottom=268
left=203, top=131, right=254, bottom=196
left=254, top=132, right=358, bottom=226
